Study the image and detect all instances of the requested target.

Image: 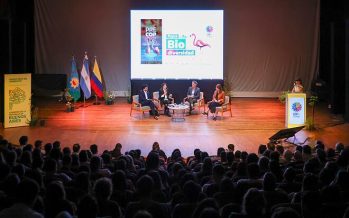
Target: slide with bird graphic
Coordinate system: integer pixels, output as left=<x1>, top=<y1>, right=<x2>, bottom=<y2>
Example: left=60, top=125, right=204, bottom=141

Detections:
left=131, top=10, right=223, bottom=80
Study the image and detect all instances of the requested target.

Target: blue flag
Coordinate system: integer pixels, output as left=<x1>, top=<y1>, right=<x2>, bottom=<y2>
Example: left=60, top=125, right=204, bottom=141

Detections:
left=68, top=57, right=81, bottom=102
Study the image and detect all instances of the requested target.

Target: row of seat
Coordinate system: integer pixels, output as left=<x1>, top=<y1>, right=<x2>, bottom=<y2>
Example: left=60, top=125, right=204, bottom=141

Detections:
left=130, top=91, right=233, bottom=119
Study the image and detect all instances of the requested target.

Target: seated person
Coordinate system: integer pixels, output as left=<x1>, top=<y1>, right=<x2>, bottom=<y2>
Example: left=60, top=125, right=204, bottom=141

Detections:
left=291, top=78, right=304, bottom=93
left=159, top=83, right=173, bottom=117
left=203, top=84, right=225, bottom=120
left=138, top=84, right=159, bottom=120
left=183, top=81, right=200, bottom=114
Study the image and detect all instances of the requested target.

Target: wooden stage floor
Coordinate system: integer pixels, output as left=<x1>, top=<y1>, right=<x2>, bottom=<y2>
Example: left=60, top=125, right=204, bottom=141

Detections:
left=1, top=98, right=348, bottom=157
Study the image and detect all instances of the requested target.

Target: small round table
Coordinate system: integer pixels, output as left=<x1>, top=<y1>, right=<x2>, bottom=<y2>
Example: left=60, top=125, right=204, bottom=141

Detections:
left=168, top=104, right=189, bottom=122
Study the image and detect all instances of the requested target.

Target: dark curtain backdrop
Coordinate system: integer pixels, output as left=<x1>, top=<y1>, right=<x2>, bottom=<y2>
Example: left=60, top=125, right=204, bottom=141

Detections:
left=34, top=0, right=319, bottom=96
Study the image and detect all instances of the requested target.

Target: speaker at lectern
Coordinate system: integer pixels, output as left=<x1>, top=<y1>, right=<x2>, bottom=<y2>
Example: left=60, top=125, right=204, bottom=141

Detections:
left=286, top=93, right=306, bottom=128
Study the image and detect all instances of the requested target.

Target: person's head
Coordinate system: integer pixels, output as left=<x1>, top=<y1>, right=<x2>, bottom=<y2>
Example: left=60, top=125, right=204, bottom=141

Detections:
left=263, top=172, right=276, bottom=191
left=34, top=140, right=42, bottom=150
left=114, top=143, right=122, bottom=151
left=62, top=147, right=71, bottom=156
left=191, top=80, right=198, bottom=88
left=161, top=83, right=167, bottom=90
left=94, top=177, right=112, bottom=200
left=90, top=144, right=98, bottom=155
left=133, top=211, right=153, bottom=218
left=258, top=144, right=267, bottom=155
left=142, top=84, right=148, bottom=92
left=43, top=158, right=58, bottom=173
left=52, top=140, right=61, bottom=149
left=79, top=150, right=89, bottom=163
left=247, top=153, right=259, bottom=164
left=21, top=150, right=32, bottom=166
left=146, top=152, right=160, bottom=170
left=242, top=188, right=265, bottom=216
left=5, top=150, right=17, bottom=165
left=23, top=144, right=33, bottom=152
left=247, top=163, right=260, bottom=179
left=90, top=156, right=102, bottom=171
left=62, top=154, right=72, bottom=167
left=136, top=175, right=154, bottom=198
left=182, top=180, right=201, bottom=203
left=44, top=143, right=53, bottom=155
left=46, top=181, right=66, bottom=201
left=16, top=178, right=40, bottom=207
left=271, top=207, right=300, bottom=218
left=267, top=142, right=275, bottom=151
left=152, top=142, right=160, bottom=151
left=216, top=84, right=222, bottom=92
left=295, top=78, right=302, bottom=85
left=217, top=147, right=225, bottom=156
left=302, top=173, right=319, bottom=192
left=227, top=144, right=235, bottom=152
left=194, top=149, right=201, bottom=160
left=19, top=135, right=28, bottom=146
left=78, top=195, right=98, bottom=218
left=335, top=142, right=345, bottom=153
left=220, top=151, right=227, bottom=162
left=73, top=143, right=81, bottom=153
left=283, top=167, right=296, bottom=182
left=198, top=208, right=220, bottom=218
left=284, top=150, right=293, bottom=162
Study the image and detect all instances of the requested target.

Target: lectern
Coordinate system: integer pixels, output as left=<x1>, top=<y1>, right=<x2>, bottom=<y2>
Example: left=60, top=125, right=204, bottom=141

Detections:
left=286, top=93, right=306, bottom=128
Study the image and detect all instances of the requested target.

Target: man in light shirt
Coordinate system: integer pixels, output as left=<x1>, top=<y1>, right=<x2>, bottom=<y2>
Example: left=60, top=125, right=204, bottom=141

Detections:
left=184, top=81, right=201, bottom=114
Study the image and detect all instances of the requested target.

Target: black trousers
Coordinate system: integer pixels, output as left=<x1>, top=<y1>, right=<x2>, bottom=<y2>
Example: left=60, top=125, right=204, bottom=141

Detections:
left=161, top=99, right=171, bottom=114
left=208, top=101, right=222, bottom=113
left=141, top=100, right=158, bottom=116
left=187, top=98, right=197, bottom=111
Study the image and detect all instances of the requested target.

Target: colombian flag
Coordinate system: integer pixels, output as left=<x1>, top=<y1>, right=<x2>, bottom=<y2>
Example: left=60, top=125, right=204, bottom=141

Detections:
left=91, top=58, right=104, bottom=98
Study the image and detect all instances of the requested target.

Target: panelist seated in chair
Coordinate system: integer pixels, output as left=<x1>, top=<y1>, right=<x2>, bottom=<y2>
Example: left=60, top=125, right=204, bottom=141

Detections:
left=138, top=84, right=159, bottom=120
left=183, top=80, right=200, bottom=115
left=159, top=83, right=173, bottom=117
left=203, top=84, right=225, bottom=120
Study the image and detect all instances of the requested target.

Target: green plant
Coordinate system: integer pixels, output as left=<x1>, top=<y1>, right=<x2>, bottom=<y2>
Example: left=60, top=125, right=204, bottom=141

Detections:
left=104, top=90, right=115, bottom=105
left=279, top=91, right=290, bottom=104
left=27, top=106, right=39, bottom=126
left=306, top=95, right=319, bottom=130
left=223, top=76, right=233, bottom=97
left=305, top=117, right=315, bottom=131
left=126, top=86, right=132, bottom=104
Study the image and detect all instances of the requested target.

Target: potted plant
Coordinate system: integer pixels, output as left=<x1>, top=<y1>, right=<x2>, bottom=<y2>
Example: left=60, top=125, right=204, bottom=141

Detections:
left=27, top=106, right=39, bottom=126
left=126, top=86, right=132, bottom=104
left=104, top=91, right=115, bottom=105
left=306, top=95, right=319, bottom=130
left=279, top=91, right=290, bottom=104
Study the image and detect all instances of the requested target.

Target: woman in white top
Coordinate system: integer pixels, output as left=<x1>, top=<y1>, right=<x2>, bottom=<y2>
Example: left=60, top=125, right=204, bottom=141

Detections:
left=292, top=78, right=304, bottom=93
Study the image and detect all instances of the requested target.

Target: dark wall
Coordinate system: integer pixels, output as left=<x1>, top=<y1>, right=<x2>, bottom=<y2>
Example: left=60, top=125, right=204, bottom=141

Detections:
left=319, top=0, right=349, bottom=116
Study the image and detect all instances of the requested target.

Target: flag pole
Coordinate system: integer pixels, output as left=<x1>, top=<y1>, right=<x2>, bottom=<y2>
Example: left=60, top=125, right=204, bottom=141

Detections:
left=93, top=94, right=100, bottom=105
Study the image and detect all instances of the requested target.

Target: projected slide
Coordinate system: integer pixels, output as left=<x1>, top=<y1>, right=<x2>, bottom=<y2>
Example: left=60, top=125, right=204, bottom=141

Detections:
left=131, top=10, right=223, bottom=80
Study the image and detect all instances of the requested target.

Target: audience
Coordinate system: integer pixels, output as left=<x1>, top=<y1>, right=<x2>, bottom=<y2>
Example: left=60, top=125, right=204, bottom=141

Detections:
left=0, top=136, right=348, bottom=218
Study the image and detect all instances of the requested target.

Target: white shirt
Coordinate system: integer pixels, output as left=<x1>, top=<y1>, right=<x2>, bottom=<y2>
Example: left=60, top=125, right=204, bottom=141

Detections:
left=191, top=88, right=195, bottom=96
left=144, top=91, right=148, bottom=100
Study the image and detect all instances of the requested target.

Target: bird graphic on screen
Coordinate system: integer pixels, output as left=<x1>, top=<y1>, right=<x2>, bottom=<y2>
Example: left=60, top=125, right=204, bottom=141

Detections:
left=190, top=33, right=210, bottom=49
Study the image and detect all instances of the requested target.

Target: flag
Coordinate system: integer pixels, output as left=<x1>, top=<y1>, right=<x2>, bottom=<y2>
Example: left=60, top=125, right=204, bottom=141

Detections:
left=91, top=58, right=104, bottom=98
left=80, top=54, right=91, bottom=99
left=68, top=57, right=81, bottom=102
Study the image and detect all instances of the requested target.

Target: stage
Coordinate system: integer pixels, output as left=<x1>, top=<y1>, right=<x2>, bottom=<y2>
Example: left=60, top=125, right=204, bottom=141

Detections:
left=1, top=97, right=348, bottom=157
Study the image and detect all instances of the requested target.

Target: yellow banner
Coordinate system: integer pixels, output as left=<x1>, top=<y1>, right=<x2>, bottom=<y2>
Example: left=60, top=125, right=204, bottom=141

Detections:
left=4, top=74, right=31, bottom=128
